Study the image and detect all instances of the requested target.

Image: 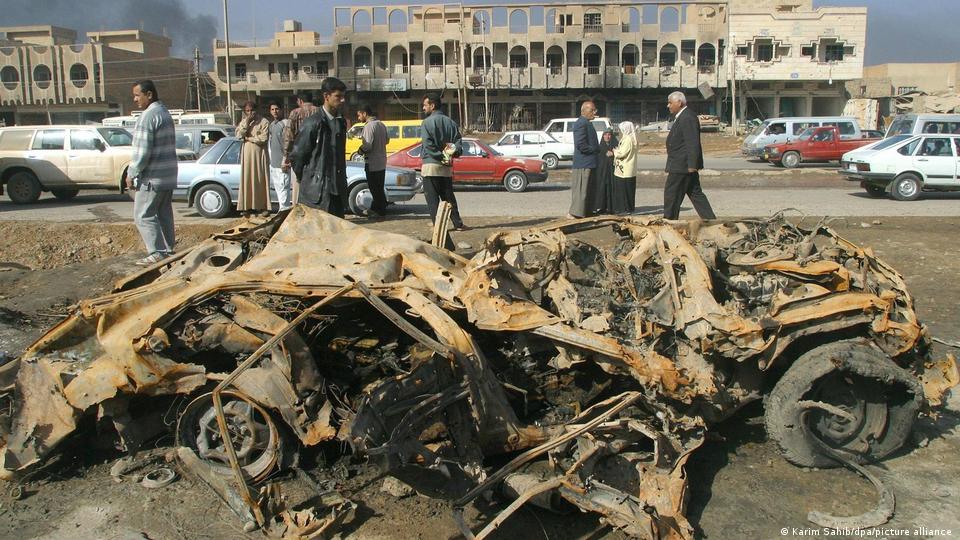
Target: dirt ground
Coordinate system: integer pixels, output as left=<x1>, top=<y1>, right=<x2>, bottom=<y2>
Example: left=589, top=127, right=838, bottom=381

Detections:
left=0, top=216, right=957, bottom=540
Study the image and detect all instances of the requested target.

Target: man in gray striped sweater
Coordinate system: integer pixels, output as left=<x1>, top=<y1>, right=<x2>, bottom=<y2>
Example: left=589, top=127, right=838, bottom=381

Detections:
left=128, top=79, right=178, bottom=266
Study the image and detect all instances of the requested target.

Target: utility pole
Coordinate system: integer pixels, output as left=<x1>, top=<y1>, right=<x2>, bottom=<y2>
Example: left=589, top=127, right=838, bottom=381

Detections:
left=482, top=18, right=489, bottom=132
left=194, top=47, right=203, bottom=112
left=729, top=33, right=738, bottom=135
left=222, top=0, right=234, bottom=122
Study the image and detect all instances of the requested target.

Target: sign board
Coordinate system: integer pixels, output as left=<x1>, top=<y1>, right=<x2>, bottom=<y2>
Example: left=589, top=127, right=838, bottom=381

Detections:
left=357, top=79, right=408, bottom=92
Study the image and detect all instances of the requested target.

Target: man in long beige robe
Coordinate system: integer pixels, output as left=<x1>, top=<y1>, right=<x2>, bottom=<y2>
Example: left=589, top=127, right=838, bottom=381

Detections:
left=236, top=100, right=271, bottom=215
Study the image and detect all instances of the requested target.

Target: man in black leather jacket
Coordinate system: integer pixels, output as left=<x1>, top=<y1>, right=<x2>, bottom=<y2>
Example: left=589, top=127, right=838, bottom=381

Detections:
left=291, top=77, right=348, bottom=217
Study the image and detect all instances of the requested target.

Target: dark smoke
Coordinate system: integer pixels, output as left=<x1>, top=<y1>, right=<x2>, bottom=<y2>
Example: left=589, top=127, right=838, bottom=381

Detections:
left=4, top=0, right=217, bottom=59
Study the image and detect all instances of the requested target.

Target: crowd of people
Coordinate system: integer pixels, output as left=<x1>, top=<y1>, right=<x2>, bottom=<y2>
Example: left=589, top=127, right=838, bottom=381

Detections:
left=125, top=77, right=715, bottom=265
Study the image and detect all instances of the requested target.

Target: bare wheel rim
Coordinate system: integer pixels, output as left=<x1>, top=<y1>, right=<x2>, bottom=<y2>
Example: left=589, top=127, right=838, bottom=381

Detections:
left=544, top=155, right=558, bottom=168
left=896, top=178, right=917, bottom=198
left=783, top=152, right=800, bottom=168
left=177, top=392, right=280, bottom=482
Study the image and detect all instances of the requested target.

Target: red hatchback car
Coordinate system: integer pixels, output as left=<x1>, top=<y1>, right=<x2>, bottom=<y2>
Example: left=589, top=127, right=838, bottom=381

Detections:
left=386, top=138, right=548, bottom=192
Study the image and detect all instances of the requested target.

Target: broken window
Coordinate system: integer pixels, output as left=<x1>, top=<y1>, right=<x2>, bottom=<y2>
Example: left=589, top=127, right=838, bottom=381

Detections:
left=681, top=40, right=696, bottom=65
left=755, top=39, right=773, bottom=62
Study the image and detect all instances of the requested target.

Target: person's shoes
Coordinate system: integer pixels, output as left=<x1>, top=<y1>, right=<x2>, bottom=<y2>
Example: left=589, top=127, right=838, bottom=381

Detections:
left=135, top=253, right=164, bottom=266
left=452, top=225, right=471, bottom=232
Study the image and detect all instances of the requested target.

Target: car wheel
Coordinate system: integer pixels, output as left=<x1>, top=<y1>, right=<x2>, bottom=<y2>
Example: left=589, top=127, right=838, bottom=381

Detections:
left=503, top=171, right=528, bottom=193
left=194, top=183, right=233, bottom=219
left=348, top=181, right=372, bottom=215
left=890, top=173, right=921, bottom=201
left=350, top=152, right=365, bottom=163
left=5, top=171, right=42, bottom=204
left=764, top=340, right=922, bottom=468
left=51, top=188, right=80, bottom=201
left=781, top=151, right=801, bottom=169
left=542, top=153, right=559, bottom=169
left=863, top=185, right=886, bottom=198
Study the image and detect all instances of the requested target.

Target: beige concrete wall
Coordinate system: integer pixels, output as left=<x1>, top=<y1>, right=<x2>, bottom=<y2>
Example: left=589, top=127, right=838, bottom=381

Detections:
left=863, top=63, right=960, bottom=95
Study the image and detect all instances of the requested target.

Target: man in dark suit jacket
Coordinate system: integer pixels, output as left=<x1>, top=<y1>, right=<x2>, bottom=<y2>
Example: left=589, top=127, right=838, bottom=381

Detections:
left=291, top=77, right=348, bottom=217
left=663, top=91, right=715, bottom=220
left=569, top=101, right=600, bottom=218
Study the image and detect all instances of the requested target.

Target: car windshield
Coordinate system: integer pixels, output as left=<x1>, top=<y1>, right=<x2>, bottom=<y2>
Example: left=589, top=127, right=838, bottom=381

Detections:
left=98, top=128, right=133, bottom=146
left=886, top=119, right=915, bottom=137
left=543, top=133, right=561, bottom=143
left=749, top=123, right=766, bottom=137
left=478, top=142, right=502, bottom=156
left=347, top=125, right=363, bottom=139
left=872, top=135, right=914, bottom=151
left=198, top=138, right=235, bottom=164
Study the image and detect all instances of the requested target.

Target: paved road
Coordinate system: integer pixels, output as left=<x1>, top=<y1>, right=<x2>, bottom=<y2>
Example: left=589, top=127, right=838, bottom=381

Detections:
left=554, top=155, right=824, bottom=171
left=2, top=181, right=958, bottom=223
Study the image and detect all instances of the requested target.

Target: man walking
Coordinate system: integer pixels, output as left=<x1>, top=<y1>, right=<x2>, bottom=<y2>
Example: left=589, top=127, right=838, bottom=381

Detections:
left=663, top=91, right=715, bottom=220
left=290, top=77, right=348, bottom=217
left=569, top=101, right=599, bottom=218
left=128, top=79, right=178, bottom=266
left=267, top=101, right=292, bottom=211
left=420, top=93, right=466, bottom=237
left=283, top=93, right=319, bottom=204
left=357, top=104, right=390, bottom=217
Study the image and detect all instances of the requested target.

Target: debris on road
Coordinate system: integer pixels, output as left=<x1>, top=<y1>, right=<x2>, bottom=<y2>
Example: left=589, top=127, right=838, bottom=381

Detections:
left=0, top=206, right=955, bottom=537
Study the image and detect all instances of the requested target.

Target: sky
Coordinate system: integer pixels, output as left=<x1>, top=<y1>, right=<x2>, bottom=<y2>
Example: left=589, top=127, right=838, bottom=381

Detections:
left=4, top=0, right=960, bottom=65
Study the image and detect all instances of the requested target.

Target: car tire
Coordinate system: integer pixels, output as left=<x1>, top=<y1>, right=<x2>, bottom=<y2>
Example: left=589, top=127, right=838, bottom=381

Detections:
left=542, top=153, right=559, bottom=169
left=863, top=185, right=886, bottom=198
left=764, top=340, right=922, bottom=469
left=194, top=183, right=232, bottom=219
left=781, top=151, right=801, bottom=169
left=51, top=188, right=80, bottom=201
left=347, top=181, right=371, bottom=215
left=6, top=171, right=42, bottom=204
left=890, top=173, right=921, bottom=201
left=350, top=152, right=365, bottom=163
left=503, top=171, right=528, bottom=193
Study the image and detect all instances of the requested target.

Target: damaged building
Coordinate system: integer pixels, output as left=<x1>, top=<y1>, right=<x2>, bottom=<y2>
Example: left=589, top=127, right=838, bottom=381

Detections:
left=0, top=208, right=956, bottom=537
left=210, top=0, right=866, bottom=129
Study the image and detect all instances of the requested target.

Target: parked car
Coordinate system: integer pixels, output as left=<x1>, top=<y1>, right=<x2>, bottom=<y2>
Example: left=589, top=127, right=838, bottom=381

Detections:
left=385, top=138, right=548, bottom=193
left=175, top=137, right=421, bottom=218
left=884, top=113, right=960, bottom=138
left=0, top=125, right=192, bottom=204
left=861, top=129, right=885, bottom=139
left=543, top=117, right=614, bottom=144
left=345, top=119, right=421, bottom=162
left=175, top=124, right=235, bottom=158
left=763, top=126, right=880, bottom=168
left=741, top=116, right=862, bottom=157
left=490, top=130, right=573, bottom=169
left=839, top=133, right=960, bottom=200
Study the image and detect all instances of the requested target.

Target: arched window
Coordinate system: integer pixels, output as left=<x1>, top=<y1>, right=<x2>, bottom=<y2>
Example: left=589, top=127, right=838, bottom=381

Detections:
left=352, top=10, right=372, bottom=33
left=33, top=65, right=52, bottom=89
left=354, top=46, right=372, bottom=69
left=584, top=44, right=602, bottom=74
left=70, top=64, right=89, bottom=88
left=622, top=44, right=640, bottom=70
left=697, top=43, right=717, bottom=68
left=660, top=44, right=678, bottom=67
left=509, top=10, right=528, bottom=34
left=473, top=46, right=492, bottom=70
left=546, top=45, right=564, bottom=74
left=389, top=45, right=408, bottom=73
left=622, top=8, right=640, bottom=32
left=0, top=66, right=19, bottom=90
left=425, top=45, right=443, bottom=72
left=473, top=11, right=491, bottom=34
left=388, top=9, right=407, bottom=32
left=660, top=7, right=679, bottom=32
left=509, top=45, right=528, bottom=68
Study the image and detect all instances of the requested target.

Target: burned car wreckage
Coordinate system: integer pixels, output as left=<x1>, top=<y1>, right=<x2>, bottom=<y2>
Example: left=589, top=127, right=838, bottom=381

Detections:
left=0, top=207, right=956, bottom=537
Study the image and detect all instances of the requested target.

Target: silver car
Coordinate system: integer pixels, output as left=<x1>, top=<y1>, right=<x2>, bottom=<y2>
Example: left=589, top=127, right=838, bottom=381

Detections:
left=175, top=137, right=421, bottom=218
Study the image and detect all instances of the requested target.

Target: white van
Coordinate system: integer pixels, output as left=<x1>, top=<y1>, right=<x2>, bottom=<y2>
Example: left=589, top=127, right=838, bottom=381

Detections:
left=741, top=116, right=862, bottom=157
left=543, top=117, right=614, bottom=144
left=884, top=114, right=960, bottom=138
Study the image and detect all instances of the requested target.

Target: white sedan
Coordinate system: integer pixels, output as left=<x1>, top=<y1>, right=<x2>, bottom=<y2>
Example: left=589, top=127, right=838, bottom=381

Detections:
left=840, top=134, right=960, bottom=200
left=490, top=131, right=573, bottom=169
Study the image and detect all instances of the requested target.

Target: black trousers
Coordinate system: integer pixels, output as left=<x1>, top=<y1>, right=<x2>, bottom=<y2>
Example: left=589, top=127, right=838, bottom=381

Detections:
left=663, top=171, right=716, bottom=220
left=423, top=176, right=464, bottom=228
left=365, top=165, right=387, bottom=215
left=302, top=189, right=345, bottom=218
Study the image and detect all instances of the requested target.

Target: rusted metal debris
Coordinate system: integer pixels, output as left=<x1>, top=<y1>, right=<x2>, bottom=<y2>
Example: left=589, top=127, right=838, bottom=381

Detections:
left=0, top=206, right=955, bottom=537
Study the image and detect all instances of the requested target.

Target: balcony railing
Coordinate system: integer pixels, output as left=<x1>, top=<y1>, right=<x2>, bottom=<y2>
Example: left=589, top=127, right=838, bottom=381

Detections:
left=586, top=66, right=600, bottom=75
left=424, top=22, right=443, bottom=33
left=549, top=66, right=563, bottom=75
left=427, top=65, right=443, bottom=73
left=393, top=65, right=409, bottom=74
left=584, top=24, right=603, bottom=34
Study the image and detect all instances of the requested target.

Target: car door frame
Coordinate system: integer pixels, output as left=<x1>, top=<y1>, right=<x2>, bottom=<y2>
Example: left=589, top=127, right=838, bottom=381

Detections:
left=914, top=136, right=957, bottom=185
left=27, top=128, right=72, bottom=188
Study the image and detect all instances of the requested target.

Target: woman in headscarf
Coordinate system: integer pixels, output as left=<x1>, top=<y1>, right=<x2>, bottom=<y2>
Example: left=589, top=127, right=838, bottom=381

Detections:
left=594, top=128, right=618, bottom=215
left=612, top=121, right=639, bottom=214
left=236, top=100, right=272, bottom=216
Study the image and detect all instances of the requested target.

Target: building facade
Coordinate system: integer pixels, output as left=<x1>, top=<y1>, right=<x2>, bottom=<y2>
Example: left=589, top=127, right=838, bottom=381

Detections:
left=212, top=1, right=866, bottom=130
left=0, top=26, right=195, bottom=126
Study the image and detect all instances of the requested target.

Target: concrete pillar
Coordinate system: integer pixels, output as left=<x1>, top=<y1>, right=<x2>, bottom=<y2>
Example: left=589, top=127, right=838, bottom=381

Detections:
left=804, top=95, right=813, bottom=116
left=773, top=95, right=781, bottom=118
